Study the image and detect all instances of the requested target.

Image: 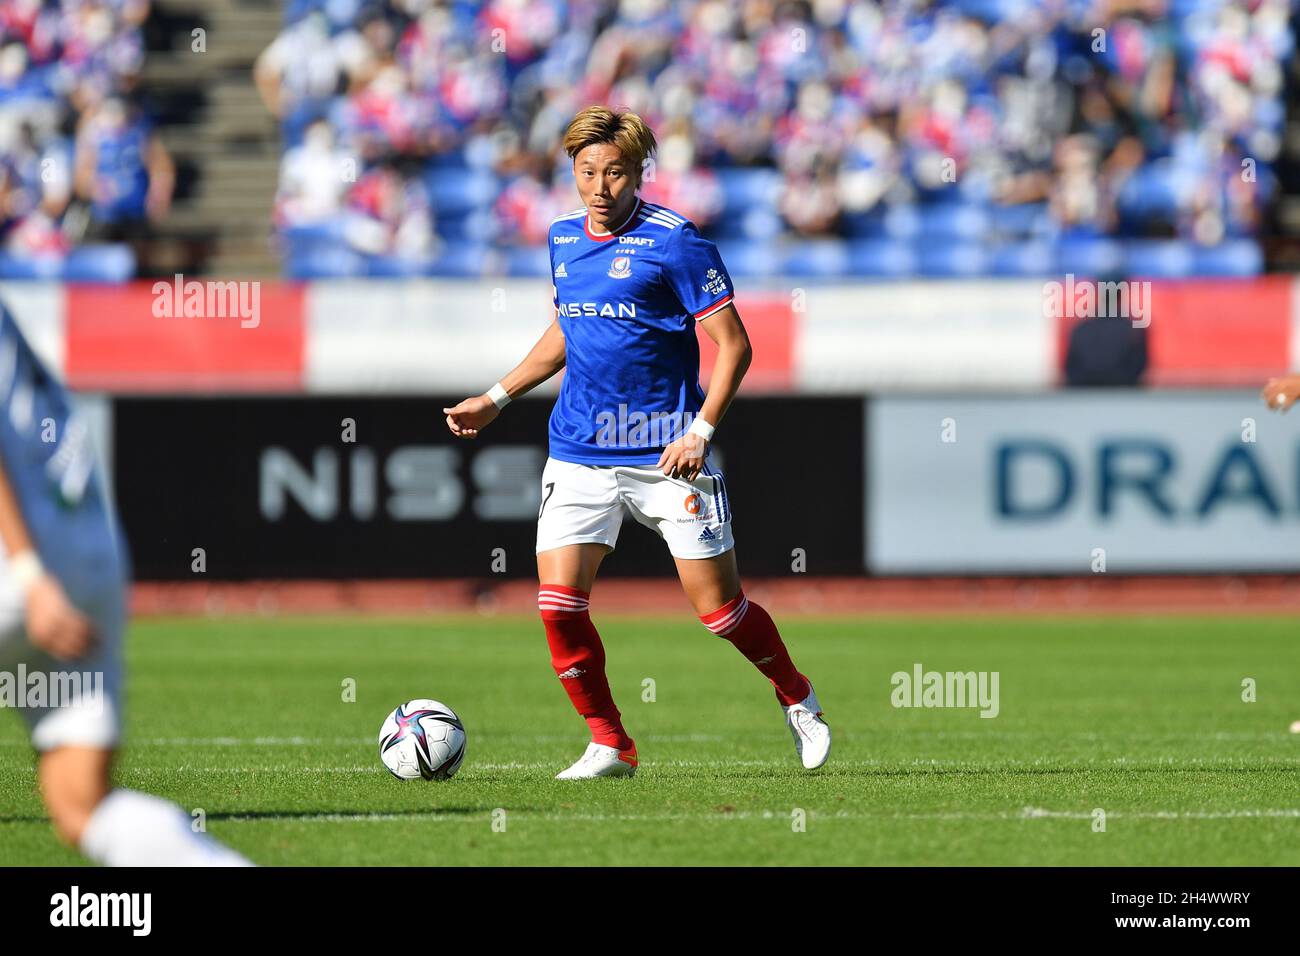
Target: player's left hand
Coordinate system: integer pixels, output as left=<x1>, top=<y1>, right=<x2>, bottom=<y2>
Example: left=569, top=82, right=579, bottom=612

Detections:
left=657, top=432, right=708, bottom=481
left=1261, top=375, right=1300, bottom=412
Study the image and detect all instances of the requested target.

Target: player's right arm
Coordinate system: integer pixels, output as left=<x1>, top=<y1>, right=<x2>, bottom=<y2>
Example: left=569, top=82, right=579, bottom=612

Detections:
left=1262, top=375, right=1300, bottom=412
left=0, top=456, right=94, bottom=659
left=443, top=317, right=566, bottom=439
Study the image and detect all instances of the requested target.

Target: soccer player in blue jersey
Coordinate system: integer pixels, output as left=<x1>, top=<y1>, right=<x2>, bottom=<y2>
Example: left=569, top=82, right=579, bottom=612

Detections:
left=444, top=107, right=830, bottom=778
left=0, top=300, right=249, bottom=864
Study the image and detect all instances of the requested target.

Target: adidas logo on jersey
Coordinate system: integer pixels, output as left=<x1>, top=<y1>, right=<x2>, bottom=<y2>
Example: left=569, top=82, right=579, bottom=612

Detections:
left=554, top=262, right=567, bottom=278
left=557, top=666, right=586, bottom=679
left=697, top=526, right=721, bottom=542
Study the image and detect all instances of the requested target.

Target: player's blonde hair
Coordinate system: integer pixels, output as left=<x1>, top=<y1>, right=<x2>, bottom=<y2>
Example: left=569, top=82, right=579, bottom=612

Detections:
left=562, top=106, right=658, bottom=183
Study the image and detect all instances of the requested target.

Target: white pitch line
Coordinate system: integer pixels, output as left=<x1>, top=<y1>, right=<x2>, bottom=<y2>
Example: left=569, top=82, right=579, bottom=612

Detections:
left=2, top=733, right=1289, bottom=749
left=115, top=762, right=774, bottom=774
left=0, top=729, right=1293, bottom=747
left=121, top=766, right=378, bottom=774
left=0, top=733, right=727, bottom=747
left=7, top=731, right=1295, bottom=748
left=1018, top=806, right=1300, bottom=820
left=105, top=754, right=1300, bottom=775
left=209, top=807, right=1300, bottom=825
left=7, top=805, right=1298, bottom=825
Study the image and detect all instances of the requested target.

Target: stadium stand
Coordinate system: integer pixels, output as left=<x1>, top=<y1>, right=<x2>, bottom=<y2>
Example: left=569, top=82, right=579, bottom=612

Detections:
left=1, top=0, right=290, bottom=279
left=265, top=0, right=1295, bottom=280
left=0, top=0, right=163, bottom=278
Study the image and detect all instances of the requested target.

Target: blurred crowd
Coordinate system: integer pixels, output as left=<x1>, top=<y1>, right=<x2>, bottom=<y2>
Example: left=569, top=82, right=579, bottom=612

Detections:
left=0, top=0, right=173, bottom=278
left=0, top=0, right=1290, bottom=280
left=265, top=0, right=1294, bottom=275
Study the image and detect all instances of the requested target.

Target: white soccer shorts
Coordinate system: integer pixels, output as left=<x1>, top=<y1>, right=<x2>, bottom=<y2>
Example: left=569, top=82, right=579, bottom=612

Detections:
left=0, top=548, right=124, bottom=753
left=536, top=456, right=735, bottom=560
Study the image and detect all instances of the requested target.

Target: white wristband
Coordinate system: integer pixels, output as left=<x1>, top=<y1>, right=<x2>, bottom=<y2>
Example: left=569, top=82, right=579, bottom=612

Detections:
left=487, top=382, right=511, bottom=408
left=688, top=416, right=715, bottom=441
left=10, top=550, right=44, bottom=593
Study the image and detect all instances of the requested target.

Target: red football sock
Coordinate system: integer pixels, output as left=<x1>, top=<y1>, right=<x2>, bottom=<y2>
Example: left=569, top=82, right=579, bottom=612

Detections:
left=701, top=591, right=810, bottom=706
left=538, top=584, right=633, bottom=750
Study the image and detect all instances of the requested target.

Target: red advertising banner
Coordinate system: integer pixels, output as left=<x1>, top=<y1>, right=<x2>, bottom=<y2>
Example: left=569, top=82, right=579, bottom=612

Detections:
left=65, top=280, right=306, bottom=391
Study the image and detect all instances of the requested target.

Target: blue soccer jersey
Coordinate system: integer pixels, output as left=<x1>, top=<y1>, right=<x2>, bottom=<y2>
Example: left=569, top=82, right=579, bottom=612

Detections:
left=547, top=198, right=734, bottom=466
left=0, top=303, right=128, bottom=590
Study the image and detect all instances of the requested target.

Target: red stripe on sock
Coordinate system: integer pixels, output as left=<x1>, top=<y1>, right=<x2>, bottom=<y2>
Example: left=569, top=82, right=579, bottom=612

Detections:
left=538, top=583, right=633, bottom=750
left=701, top=591, right=747, bottom=631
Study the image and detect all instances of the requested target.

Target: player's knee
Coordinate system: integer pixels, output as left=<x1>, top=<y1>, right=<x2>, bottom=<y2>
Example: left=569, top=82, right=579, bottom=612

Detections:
left=692, top=589, right=739, bottom=619
left=38, top=748, right=112, bottom=846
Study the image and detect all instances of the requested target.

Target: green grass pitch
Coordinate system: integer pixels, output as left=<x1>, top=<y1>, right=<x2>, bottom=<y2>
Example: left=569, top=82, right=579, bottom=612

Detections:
left=1, top=613, right=1297, bottom=865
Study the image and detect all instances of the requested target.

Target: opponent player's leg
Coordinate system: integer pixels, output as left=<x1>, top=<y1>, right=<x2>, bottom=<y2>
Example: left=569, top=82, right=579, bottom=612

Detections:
left=40, top=745, right=248, bottom=866
left=38, top=745, right=109, bottom=844
left=535, top=459, right=636, bottom=778
left=674, top=549, right=830, bottom=769
left=6, top=583, right=251, bottom=865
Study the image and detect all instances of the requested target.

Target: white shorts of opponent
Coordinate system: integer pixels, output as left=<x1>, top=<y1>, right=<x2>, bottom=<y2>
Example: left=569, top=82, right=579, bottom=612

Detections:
left=0, top=547, right=123, bottom=753
left=536, top=456, right=735, bottom=560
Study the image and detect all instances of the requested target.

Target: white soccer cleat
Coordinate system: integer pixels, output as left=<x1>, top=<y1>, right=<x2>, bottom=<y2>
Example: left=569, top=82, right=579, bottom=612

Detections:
left=555, top=742, right=638, bottom=780
left=784, top=682, right=831, bottom=769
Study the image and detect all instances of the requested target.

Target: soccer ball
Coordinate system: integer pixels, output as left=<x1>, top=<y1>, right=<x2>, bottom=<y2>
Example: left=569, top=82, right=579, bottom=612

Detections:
left=378, top=699, right=467, bottom=781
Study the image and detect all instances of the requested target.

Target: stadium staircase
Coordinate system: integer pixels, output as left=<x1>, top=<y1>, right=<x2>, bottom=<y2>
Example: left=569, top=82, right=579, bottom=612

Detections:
left=139, top=0, right=283, bottom=277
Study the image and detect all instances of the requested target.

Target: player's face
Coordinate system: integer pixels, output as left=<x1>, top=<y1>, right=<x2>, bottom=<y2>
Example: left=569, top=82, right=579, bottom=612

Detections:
left=574, top=142, right=638, bottom=232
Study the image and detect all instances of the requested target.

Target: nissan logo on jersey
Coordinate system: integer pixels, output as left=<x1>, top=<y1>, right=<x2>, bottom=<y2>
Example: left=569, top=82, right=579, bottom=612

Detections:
left=557, top=301, right=637, bottom=317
